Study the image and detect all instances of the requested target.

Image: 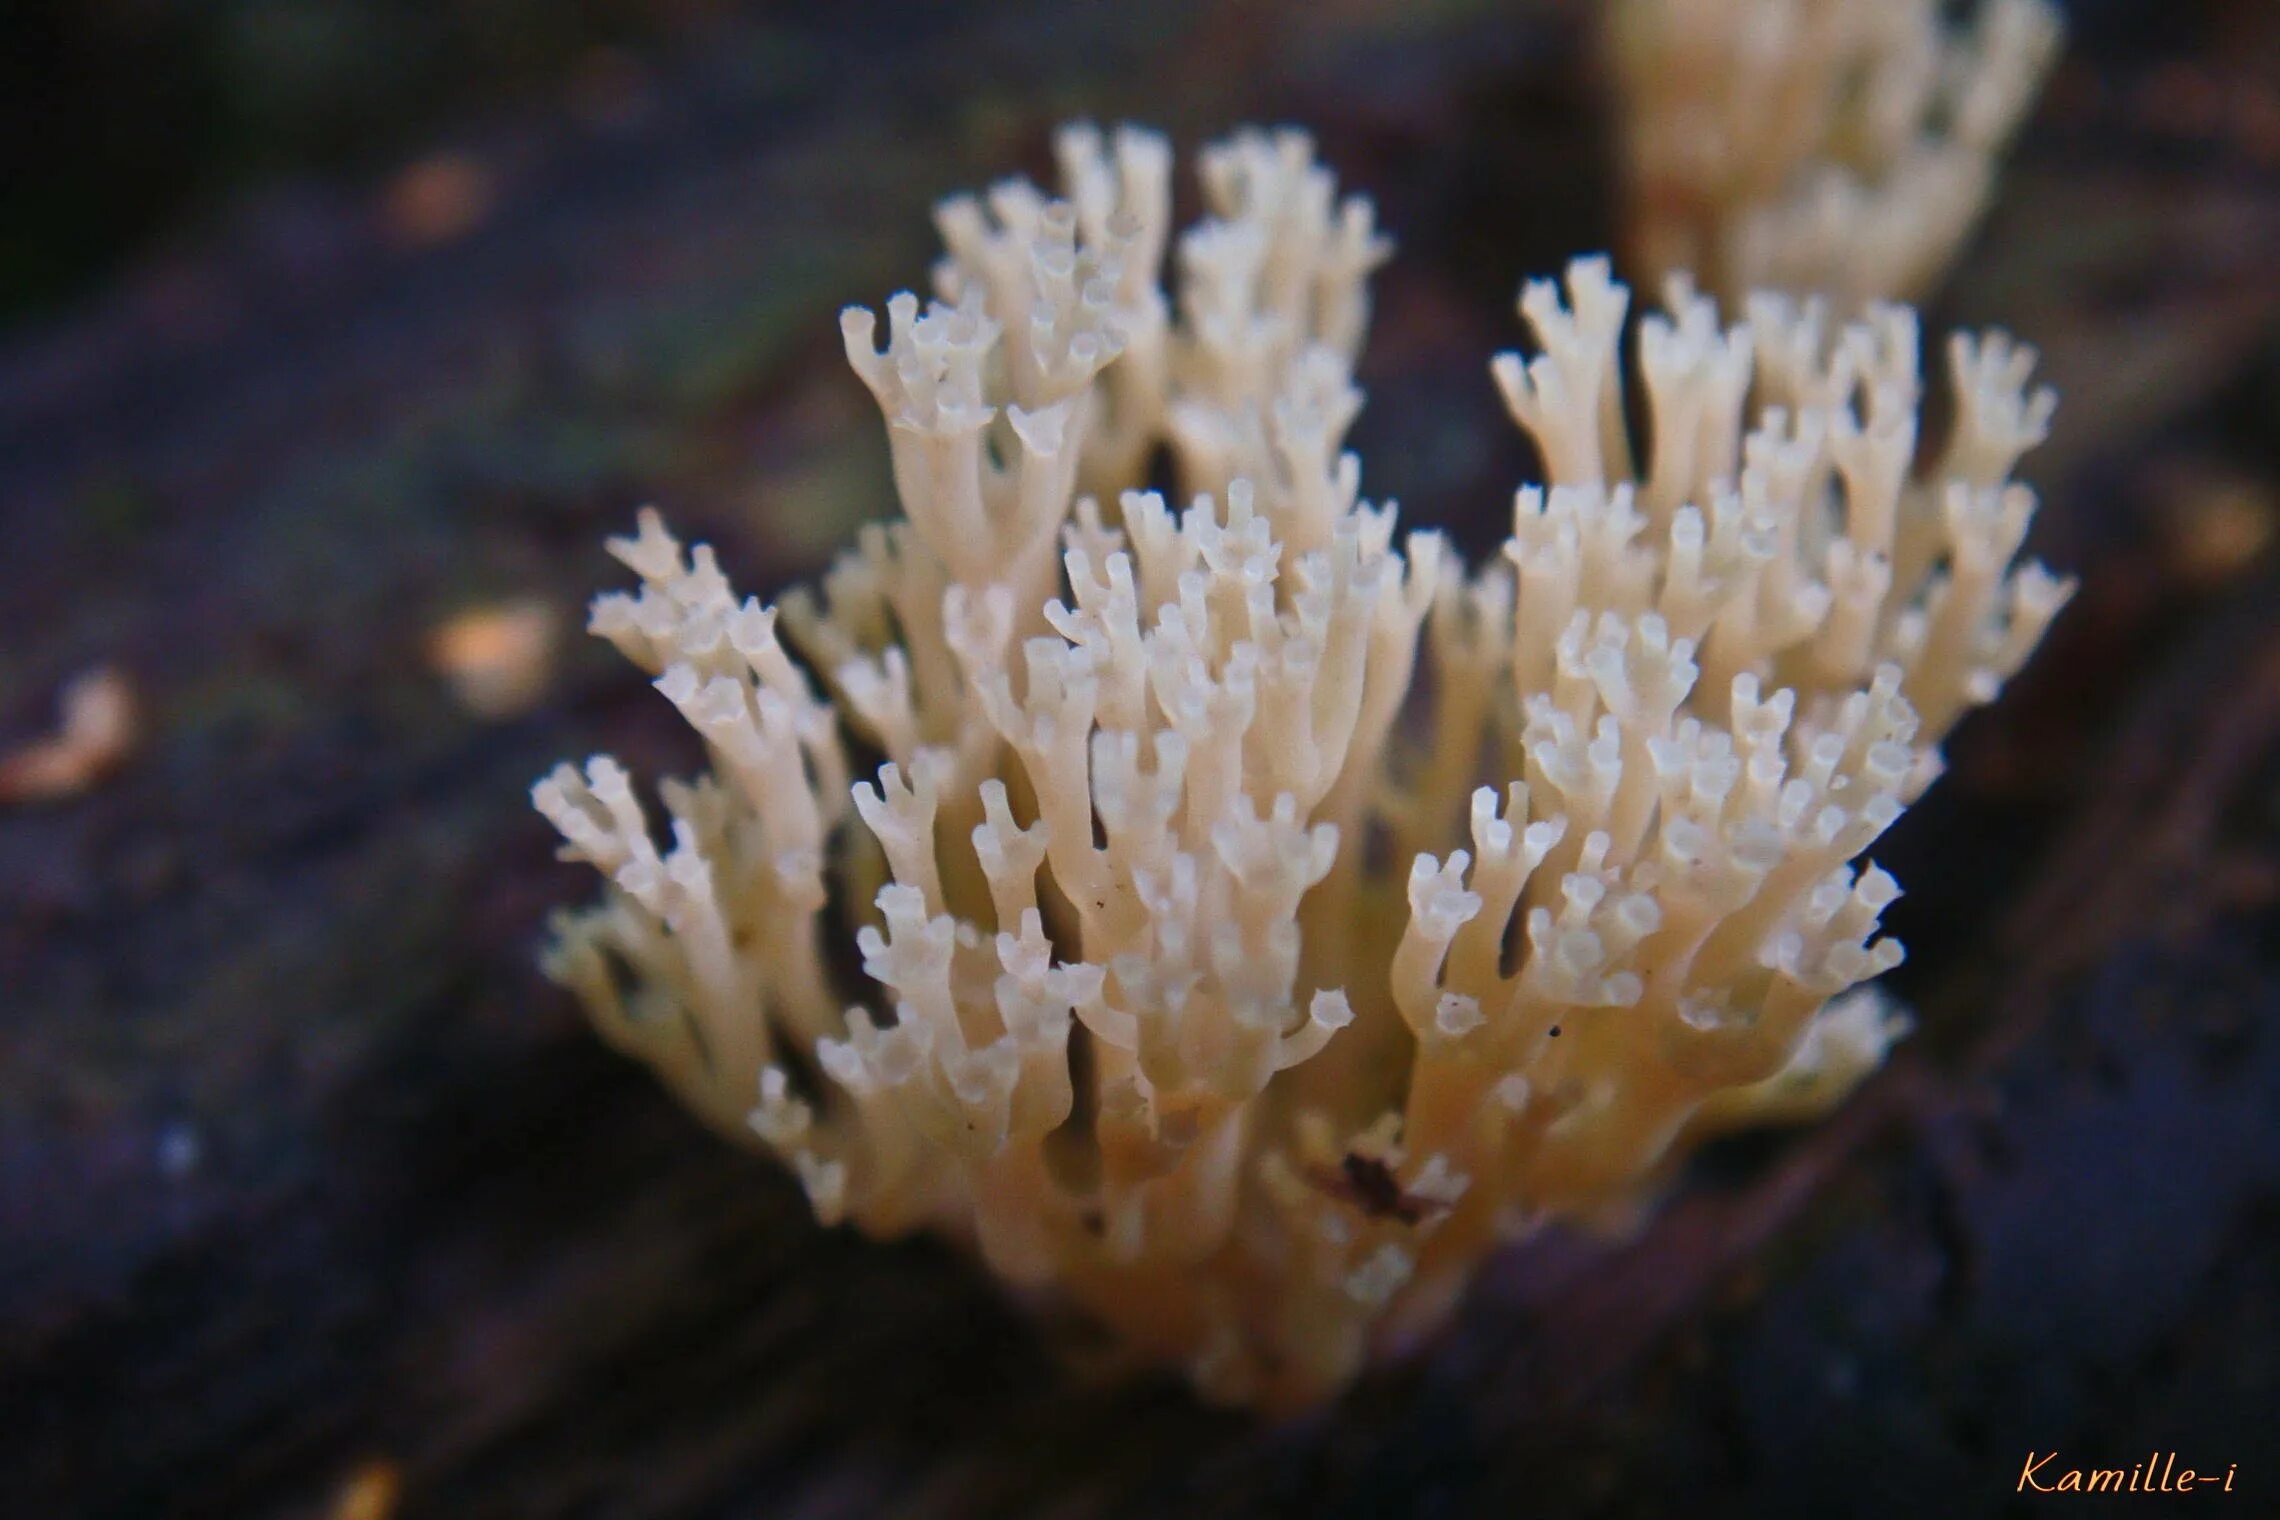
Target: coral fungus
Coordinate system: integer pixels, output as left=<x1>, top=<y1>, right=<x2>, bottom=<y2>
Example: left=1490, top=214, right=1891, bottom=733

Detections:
left=1610, top=0, right=2064, bottom=306
left=535, top=124, right=2070, bottom=1410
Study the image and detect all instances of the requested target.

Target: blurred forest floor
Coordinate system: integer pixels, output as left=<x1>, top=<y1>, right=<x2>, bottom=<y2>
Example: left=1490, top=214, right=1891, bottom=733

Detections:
left=3, top=1, right=2279, bottom=1516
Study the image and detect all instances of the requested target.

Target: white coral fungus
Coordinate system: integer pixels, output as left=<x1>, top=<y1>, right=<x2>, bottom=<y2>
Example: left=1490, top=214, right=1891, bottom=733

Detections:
left=535, top=124, right=2069, bottom=1411
left=1611, top=0, right=2064, bottom=306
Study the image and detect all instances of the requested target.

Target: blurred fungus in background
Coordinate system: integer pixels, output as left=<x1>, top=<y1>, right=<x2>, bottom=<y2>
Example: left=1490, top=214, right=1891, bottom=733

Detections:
left=1608, top=0, right=2063, bottom=307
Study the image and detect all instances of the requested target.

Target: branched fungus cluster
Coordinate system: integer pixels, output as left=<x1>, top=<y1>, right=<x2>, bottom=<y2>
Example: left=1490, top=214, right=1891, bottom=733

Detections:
left=1611, top=0, right=2063, bottom=305
left=536, top=122, right=2069, bottom=1410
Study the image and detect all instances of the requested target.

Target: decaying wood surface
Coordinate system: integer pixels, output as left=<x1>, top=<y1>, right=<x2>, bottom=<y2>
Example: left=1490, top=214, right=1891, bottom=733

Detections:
left=3, top=3, right=2277, bottom=1515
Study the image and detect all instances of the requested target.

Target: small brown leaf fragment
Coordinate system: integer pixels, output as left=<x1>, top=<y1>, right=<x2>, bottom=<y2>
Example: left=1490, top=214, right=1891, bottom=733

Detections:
left=0, top=667, right=138, bottom=806
left=330, top=1460, right=401, bottom=1520
left=382, top=151, right=495, bottom=248
left=427, top=599, right=557, bottom=718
